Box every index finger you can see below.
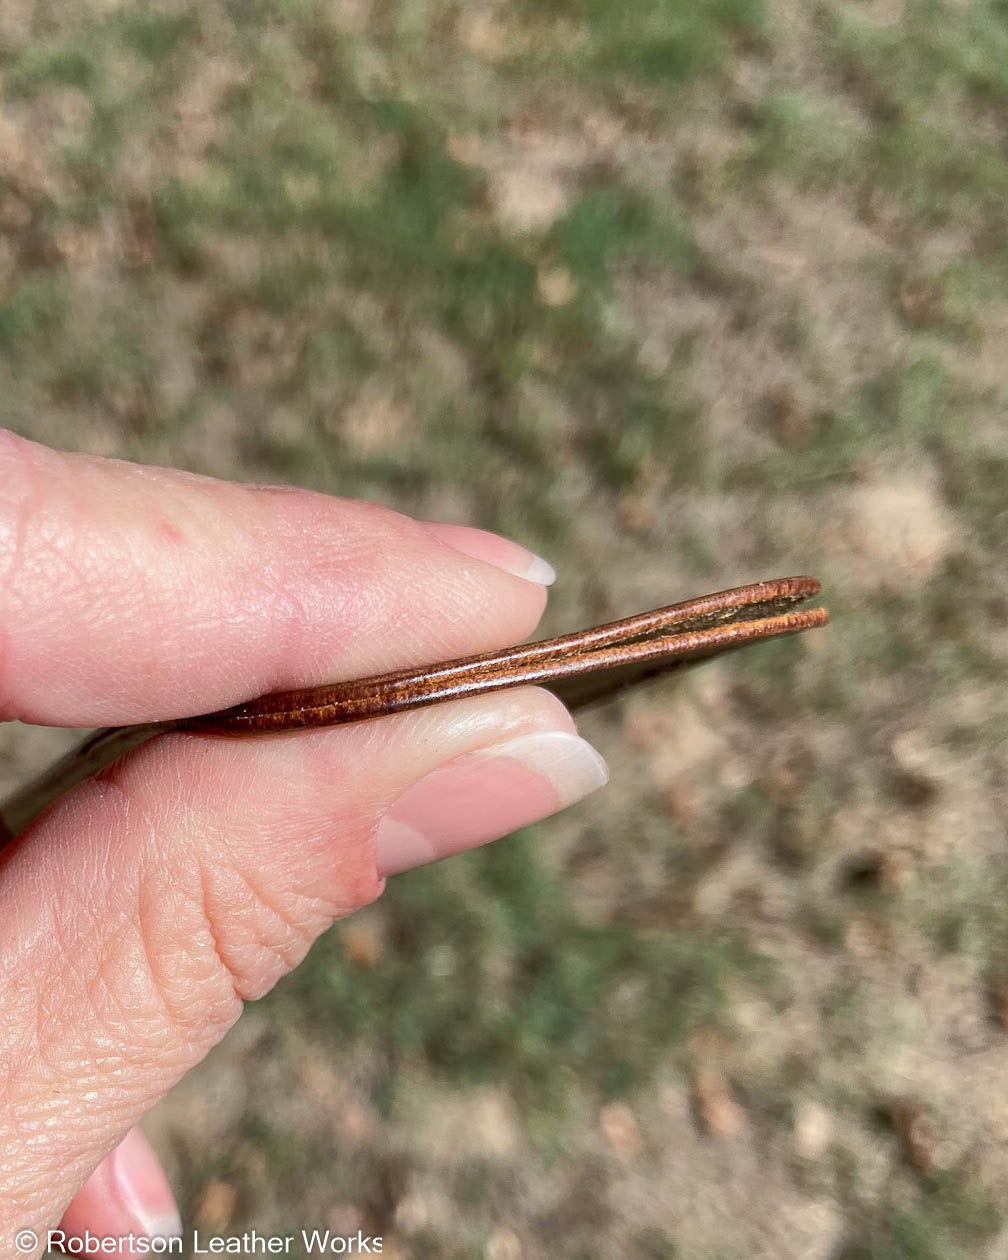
[0,431,552,726]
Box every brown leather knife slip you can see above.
[0,575,828,844]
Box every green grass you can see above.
[4,0,1008,1251]
[745,90,866,185]
[517,0,767,82]
[836,1171,1001,1260]
[280,826,756,1109]
[819,4,1008,226]
[0,274,68,360]
[550,186,699,285]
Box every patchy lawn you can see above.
[2,1,1008,1255]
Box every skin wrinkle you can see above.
[129,788,244,1015]
[249,561,368,694]
[233,853,330,948]
[133,868,189,1042]
[188,796,381,997]
[3,791,144,1048]
[197,858,288,1000]
[197,858,244,1007]
[147,885,239,1036]
[133,828,242,1037]
[209,861,324,999]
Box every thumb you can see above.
[0,691,606,1240]
[57,1129,181,1251]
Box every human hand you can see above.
[0,431,607,1249]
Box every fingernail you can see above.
[420,521,557,585]
[109,1128,183,1242]
[376,730,608,876]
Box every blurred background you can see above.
[2,1,1007,1256]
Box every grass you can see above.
[836,1170,1001,1260]
[517,0,767,83]
[282,828,755,1108]
[817,3,1008,227]
[2,0,1008,1253]
[745,90,867,185]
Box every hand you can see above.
[0,431,607,1250]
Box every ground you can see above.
[1,1,1008,1256]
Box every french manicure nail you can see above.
[420,521,557,585]
[109,1128,183,1242]
[376,730,608,876]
